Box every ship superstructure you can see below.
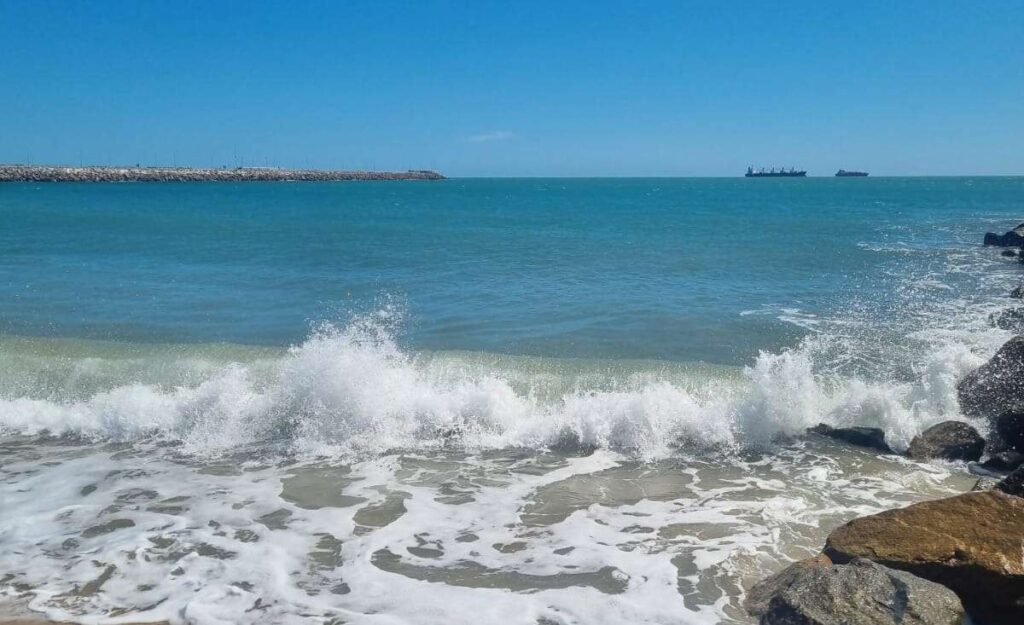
[745,166,807,177]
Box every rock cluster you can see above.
[984,223,1024,247]
[0,165,445,182]
[751,484,1024,625]
[823,490,1024,625]
[750,229,1024,624]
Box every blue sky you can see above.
[1,1,1021,176]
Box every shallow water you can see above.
[1,178,1022,623]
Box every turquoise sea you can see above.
[1,177,1021,624]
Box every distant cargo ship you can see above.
[745,166,807,177]
[835,169,868,177]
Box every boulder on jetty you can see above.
[906,421,984,461]
[808,424,891,453]
[823,490,1024,625]
[957,336,1024,418]
[984,223,1024,247]
[752,557,963,625]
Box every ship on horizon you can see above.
[745,166,807,177]
[835,169,869,177]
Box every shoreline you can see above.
[747,222,1024,625]
[0,165,444,183]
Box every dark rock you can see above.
[990,308,1024,331]
[746,553,832,617]
[906,421,984,461]
[823,490,1024,625]
[957,336,1024,418]
[983,224,1024,247]
[981,450,1024,472]
[807,424,891,452]
[1002,249,1019,257]
[1012,286,1024,299]
[994,408,1024,451]
[757,558,962,625]
[996,465,1024,497]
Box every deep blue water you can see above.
[1,177,1022,364]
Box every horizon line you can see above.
[2,163,1021,179]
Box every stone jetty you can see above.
[0,165,444,183]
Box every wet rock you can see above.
[82,518,135,538]
[823,490,1024,625]
[1011,286,1024,299]
[990,308,1024,331]
[756,558,962,625]
[984,224,1024,247]
[996,465,1024,497]
[981,450,1024,472]
[746,553,832,617]
[958,336,1024,418]
[906,421,984,461]
[808,424,891,452]
[1002,249,1019,257]
[994,408,1024,451]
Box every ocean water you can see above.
[0,177,1021,624]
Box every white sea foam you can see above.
[0,304,1004,459]
[0,439,976,625]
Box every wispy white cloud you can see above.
[466,130,515,143]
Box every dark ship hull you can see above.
[835,170,868,177]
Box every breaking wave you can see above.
[0,307,998,459]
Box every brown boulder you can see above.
[823,490,1024,625]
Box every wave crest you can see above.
[0,314,993,458]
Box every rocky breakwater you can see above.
[747,232,1024,624]
[0,165,445,182]
[748,462,1024,624]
